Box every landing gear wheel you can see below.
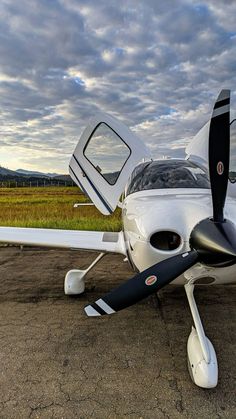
[187,356,194,383]
[64,270,85,295]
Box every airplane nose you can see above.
[134,205,192,246]
[123,190,236,272]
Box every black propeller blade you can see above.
[84,251,198,316]
[209,89,230,222]
[190,89,236,267]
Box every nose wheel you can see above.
[64,253,105,295]
[185,282,218,388]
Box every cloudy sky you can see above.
[0,0,236,173]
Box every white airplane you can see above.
[0,90,236,389]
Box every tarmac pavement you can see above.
[0,247,235,418]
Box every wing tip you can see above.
[216,89,230,103]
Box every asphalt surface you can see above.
[0,247,235,419]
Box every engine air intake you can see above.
[150,231,181,251]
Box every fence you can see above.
[0,180,75,188]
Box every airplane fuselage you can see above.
[122,160,236,285]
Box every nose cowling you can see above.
[190,218,236,267]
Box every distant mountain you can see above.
[0,166,121,184]
[16,169,60,178]
[0,166,73,185]
[0,165,124,185]
[0,167,22,177]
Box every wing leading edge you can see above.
[0,227,126,254]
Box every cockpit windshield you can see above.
[126,159,210,196]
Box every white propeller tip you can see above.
[84,305,101,316]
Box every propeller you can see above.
[190,90,236,267]
[208,89,230,222]
[84,251,198,316]
[85,89,236,317]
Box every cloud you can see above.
[0,0,235,172]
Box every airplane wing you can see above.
[0,227,126,254]
[185,121,209,169]
[186,118,236,199]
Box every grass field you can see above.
[0,187,122,231]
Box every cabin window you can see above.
[126,160,210,195]
[84,123,131,185]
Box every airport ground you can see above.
[0,247,235,418]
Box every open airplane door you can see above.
[186,97,236,198]
[69,112,151,214]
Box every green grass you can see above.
[0,187,122,231]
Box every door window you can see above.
[84,122,131,185]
